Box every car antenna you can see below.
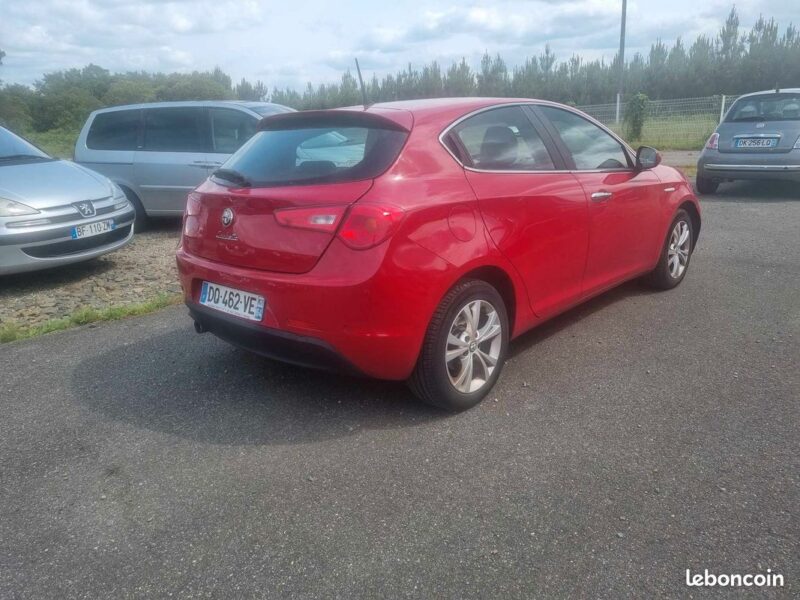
[355,58,369,108]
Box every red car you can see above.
[176,98,700,411]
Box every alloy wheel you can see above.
[445,300,503,393]
[667,220,691,278]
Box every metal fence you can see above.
[577,95,741,149]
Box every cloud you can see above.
[0,0,266,82]
[0,0,795,90]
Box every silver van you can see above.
[74,101,293,228]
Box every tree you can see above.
[444,59,475,96]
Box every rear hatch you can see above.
[718,92,800,154]
[183,110,409,273]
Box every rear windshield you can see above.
[726,93,800,122]
[214,121,408,187]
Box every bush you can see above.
[624,93,649,141]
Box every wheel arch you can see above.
[678,199,701,244]
[456,265,517,335]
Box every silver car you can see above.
[697,88,800,193]
[74,101,293,228]
[0,126,135,275]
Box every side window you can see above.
[86,110,140,150]
[143,108,207,152]
[452,106,555,171]
[538,106,630,170]
[210,109,257,154]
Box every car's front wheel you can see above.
[696,175,719,194]
[409,279,509,411]
[644,209,694,290]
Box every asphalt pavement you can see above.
[1,180,798,599]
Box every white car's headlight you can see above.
[109,183,130,210]
[110,182,126,199]
[0,197,39,217]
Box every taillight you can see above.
[185,192,202,216]
[705,132,719,150]
[183,192,202,237]
[338,204,405,250]
[274,205,348,232]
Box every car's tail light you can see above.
[185,192,202,216]
[338,204,405,250]
[274,205,348,232]
[183,192,202,237]
[705,132,719,150]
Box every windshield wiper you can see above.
[0,154,49,161]
[212,168,251,187]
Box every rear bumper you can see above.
[176,240,439,381]
[188,302,365,376]
[698,151,800,182]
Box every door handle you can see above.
[591,191,613,201]
[192,161,223,168]
[663,187,676,192]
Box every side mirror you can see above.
[635,146,661,170]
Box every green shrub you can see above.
[624,93,649,141]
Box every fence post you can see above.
[615,93,621,124]
[719,94,726,123]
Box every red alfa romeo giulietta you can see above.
[176,98,700,410]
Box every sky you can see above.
[0,0,795,89]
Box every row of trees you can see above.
[269,10,799,109]
[0,7,798,136]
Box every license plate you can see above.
[736,138,776,148]
[199,281,265,322]
[71,219,115,239]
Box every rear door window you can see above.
[216,117,407,187]
[538,106,630,170]
[87,109,140,150]
[210,108,257,154]
[143,107,208,152]
[452,106,555,171]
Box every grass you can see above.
[0,292,182,344]
[24,128,79,159]
[612,115,716,151]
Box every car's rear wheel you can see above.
[644,209,694,290]
[409,279,509,411]
[696,175,719,194]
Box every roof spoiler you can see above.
[257,110,410,133]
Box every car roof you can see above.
[90,100,291,114]
[734,88,800,100]
[336,97,544,128]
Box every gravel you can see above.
[0,221,182,328]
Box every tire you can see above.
[409,279,509,411]
[695,175,718,194]
[122,187,148,233]
[643,209,694,290]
